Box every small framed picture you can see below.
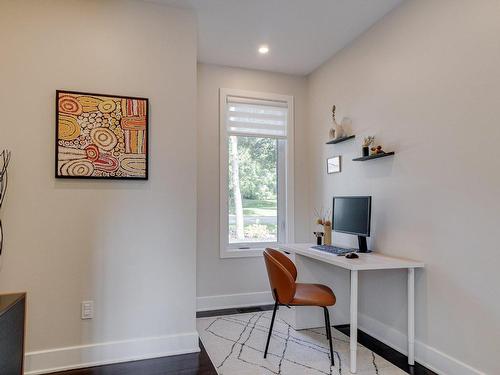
[327,156,341,174]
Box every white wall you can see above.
[196,63,308,310]
[307,0,500,374]
[0,1,198,373]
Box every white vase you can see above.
[334,123,344,139]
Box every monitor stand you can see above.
[358,236,371,253]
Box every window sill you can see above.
[220,248,266,259]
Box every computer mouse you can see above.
[345,252,359,259]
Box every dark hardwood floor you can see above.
[49,340,216,375]
[51,305,436,375]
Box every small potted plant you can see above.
[362,136,375,157]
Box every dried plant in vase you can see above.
[0,150,12,256]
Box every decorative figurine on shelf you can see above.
[328,128,335,141]
[362,136,375,157]
[329,105,337,140]
[0,150,12,256]
[330,105,347,140]
[371,145,385,155]
[329,127,336,140]
[314,208,332,245]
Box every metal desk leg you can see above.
[408,268,415,365]
[350,270,358,373]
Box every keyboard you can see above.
[311,245,353,256]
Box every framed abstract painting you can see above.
[56,90,149,179]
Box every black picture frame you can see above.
[55,90,149,180]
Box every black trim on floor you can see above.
[335,324,437,375]
[196,304,275,318]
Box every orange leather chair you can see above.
[263,248,336,366]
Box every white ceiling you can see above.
[156,0,404,76]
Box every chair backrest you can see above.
[263,248,297,304]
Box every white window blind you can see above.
[226,95,288,138]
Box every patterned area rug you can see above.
[197,308,407,375]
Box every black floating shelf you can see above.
[326,135,355,145]
[352,152,395,161]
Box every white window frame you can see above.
[219,88,294,258]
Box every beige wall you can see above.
[307,0,500,373]
[196,64,309,306]
[0,0,198,372]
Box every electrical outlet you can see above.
[81,301,93,320]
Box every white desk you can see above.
[279,243,424,374]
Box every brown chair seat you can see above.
[291,283,336,307]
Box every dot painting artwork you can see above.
[56,91,148,179]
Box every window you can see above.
[220,89,294,258]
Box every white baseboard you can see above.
[197,291,273,312]
[24,332,200,375]
[358,312,485,375]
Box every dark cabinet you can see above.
[0,293,26,375]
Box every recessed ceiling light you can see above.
[258,45,269,54]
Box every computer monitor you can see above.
[332,196,371,252]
